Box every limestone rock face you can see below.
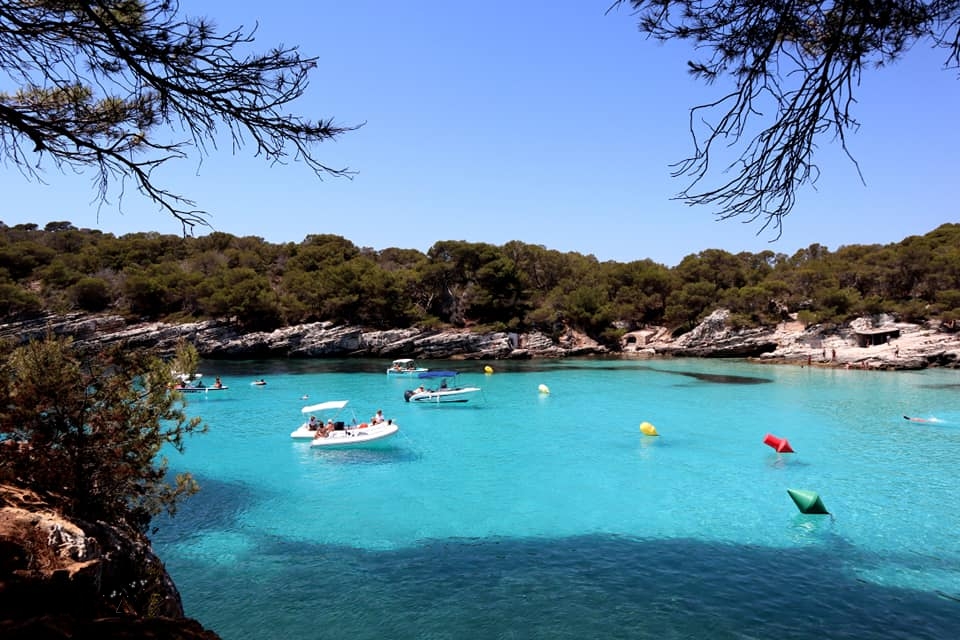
[646,310,779,358]
[0,484,220,639]
[0,313,607,359]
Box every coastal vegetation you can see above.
[3,221,959,348]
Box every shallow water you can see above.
[153,358,960,639]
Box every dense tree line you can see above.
[2,221,959,346]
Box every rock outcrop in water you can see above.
[0,483,220,639]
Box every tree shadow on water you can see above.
[151,475,261,544]
[191,533,960,640]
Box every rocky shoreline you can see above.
[627,310,960,371]
[2,310,959,370]
[0,312,602,360]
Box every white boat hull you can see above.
[291,424,321,439]
[406,387,481,403]
[309,422,399,447]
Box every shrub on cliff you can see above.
[0,335,205,533]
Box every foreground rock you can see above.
[0,483,220,639]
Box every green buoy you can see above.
[787,488,829,515]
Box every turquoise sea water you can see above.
[152,358,960,639]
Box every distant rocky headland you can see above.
[2,310,958,370]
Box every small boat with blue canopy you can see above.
[404,371,481,404]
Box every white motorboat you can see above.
[404,371,481,404]
[386,358,429,376]
[291,400,400,447]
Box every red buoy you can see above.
[763,432,795,453]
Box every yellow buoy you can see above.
[484,365,494,374]
[640,421,659,436]
[538,383,550,394]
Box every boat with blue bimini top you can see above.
[291,400,399,447]
[386,358,429,376]
[404,371,482,404]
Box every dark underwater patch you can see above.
[642,366,773,384]
[180,533,960,640]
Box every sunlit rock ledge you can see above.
[2,311,958,369]
[0,483,220,639]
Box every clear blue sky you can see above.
[2,1,957,267]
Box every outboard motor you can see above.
[403,390,415,402]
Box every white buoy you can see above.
[538,384,550,394]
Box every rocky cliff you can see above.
[0,483,220,639]
[0,313,607,360]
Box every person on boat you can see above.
[308,416,319,431]
[440,379,448,389]
[416,385,426,394]
[371,409,385,424]
[313,419,332,438]
[317,419,335,438]
[214,376,223,389]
